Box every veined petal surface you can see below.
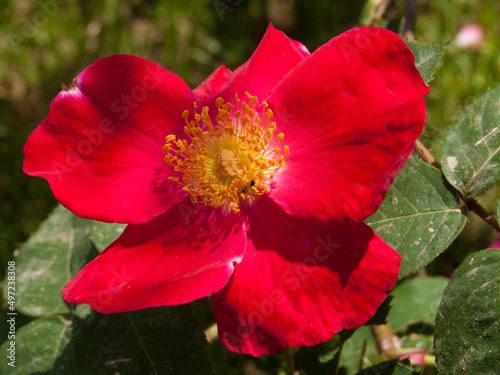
[267,27,429,221]
[62,200,247,313]
[213,197,400,356]
[24,55,194,223]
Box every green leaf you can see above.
[339,326,379,374]
[1,306,213,374]
[9,205,94,316]
[90,221,126,252]
[434,249,500,374]
[441,85,500,197]
[0,316,72,375]
[366,158,467,278]
[389,277,448,331]
[71,305,213,374]
[406,41,448,84]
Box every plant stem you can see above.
[371,322,401,355]
[414,139,441,168]
[359,0,392,26]
[414,140,500,234]
[403,0,417,40]
[464,196,500,233]
[334,341,344,375]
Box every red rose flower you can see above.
[24,25,429,356]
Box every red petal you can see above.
[213,197,400,356]
[267,27,429,221]
[270,99,426,221]
[24,55,194,223]
[193,24,309,107]
[192,65,232,105]
[62,200,246,313]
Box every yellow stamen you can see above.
[163,93,288,213]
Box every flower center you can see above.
[216,148,243,178]
[163,92,289,213]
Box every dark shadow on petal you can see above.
[116,198,245,253]
[150,167,188,210]
[242,195,372,289]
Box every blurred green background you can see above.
[0,0,499,371]
[2,0,499,270]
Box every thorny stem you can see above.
[371,323,400,355]
[464,196,500,233]
[371,323,437,367]
[414,139,440,168]
[414,140,500,234]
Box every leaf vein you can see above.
[367,209,462,225]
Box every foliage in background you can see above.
[1,0,500,374]
[0,0,367,275]
[2,0,499,277]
